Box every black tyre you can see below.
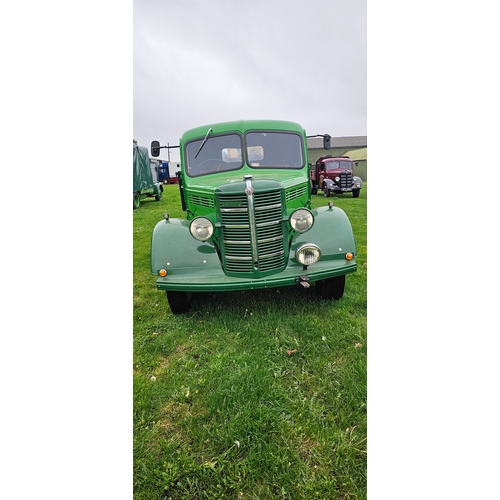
[324,188,331,198]
[311,185,318,195]
[155,186,164,202]
[315,275,345,300]
[133,192,140,209]
[352,189,360,198]
[166,290,192,314]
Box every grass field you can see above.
[133,184,367,499]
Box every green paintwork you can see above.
[133,144,162,206]
[184,171,310,223]
[181,119,306,144]
[150,119,357,293]
[151,204,356,292]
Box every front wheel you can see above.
[323,188,331,198]
[352,189,360,198]
[315,275,345,300]
[155,185,164,202]
[166,290,192,314]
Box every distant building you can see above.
[307,136,367,181]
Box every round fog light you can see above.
[295,243,321,266]
[159,269,167,277]
[345,252,353,261]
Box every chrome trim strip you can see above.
[255,203,281,211]
[244,175,259,266]
[258,236,283,244]
[259,251,285,259]
[220,207,248,212]
[256,220,281,228]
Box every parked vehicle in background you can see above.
[149,120,357,314]
[157,161,180,184]
[133,144,163,209]
[310,155,363,198]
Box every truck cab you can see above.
[157,161,170,184]
[150,120,357,314]
[310,155,362,198]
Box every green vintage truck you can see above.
[150,120,357,314]
[133,144,163,209]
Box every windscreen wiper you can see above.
[194,127,213,158]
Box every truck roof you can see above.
[182,119,305,143]
[317,155,351,162]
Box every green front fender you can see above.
[150,219,221,276]
[291,205,357,258]
[153,183,163,196]
[150,206,357,291]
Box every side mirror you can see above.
[323,134,331,150]
[151,140,161,157]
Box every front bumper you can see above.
[330,186,355,193]
[151,204,358,293]
[155,258,357,292]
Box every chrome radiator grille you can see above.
[339,171,353,188]
[219,189,285,274]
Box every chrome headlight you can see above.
[290,208,314,233]
[335,176,340,182]
[295,243,321,266]
[189,217,214,241]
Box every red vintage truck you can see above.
[310,155,363,198]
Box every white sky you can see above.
[133,0,367,162]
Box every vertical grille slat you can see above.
[219,188,286,275]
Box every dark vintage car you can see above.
[310,155,363,198]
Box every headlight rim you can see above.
[189,216,214,242]
[290,208,314,233]
[295,243,322,266]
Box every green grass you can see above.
[133,184,367,499]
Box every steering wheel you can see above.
[197,159,223,173]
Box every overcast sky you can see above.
[133,0,366,162]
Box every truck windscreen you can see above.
[185,130,304,176]
[186,133,243,177]
[246,131,304,168]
